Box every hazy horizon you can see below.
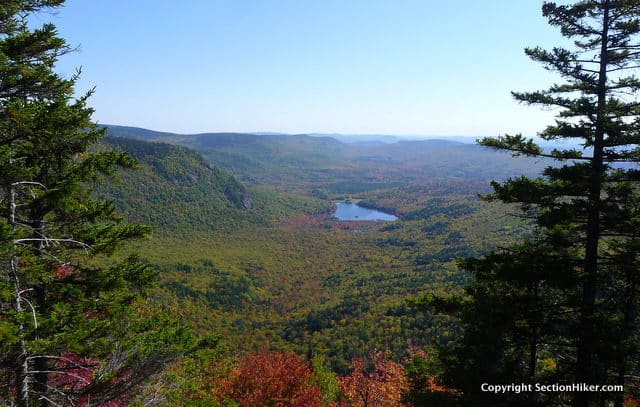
[55,1,565,137]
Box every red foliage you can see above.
[49,353,130,406]
[53,263,76,279]
[278,214,324,232]
[218,350,323,406]
[338,350,409,406]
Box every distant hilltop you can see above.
[101,124,481,144]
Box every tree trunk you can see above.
[33,219,49,403]
[574,2,609,406]
[528,283,539,407]
[615,264,637,407]
[9,183,30,407]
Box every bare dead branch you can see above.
[11,181,47,189]
[26,370,90,385]
[14,238,91,252]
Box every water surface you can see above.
[333,202,398,221]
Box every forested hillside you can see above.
[96,136,329,233]
[94,134,531,378]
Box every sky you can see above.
[43,1,569,137]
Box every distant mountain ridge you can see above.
[103,124,476,144]
[104,125,552,194]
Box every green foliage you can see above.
[403,350,458,407]
[425,2,640,405]
[0,2,197,405]
[311,355,340,406]
[478,134,543,157]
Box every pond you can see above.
[333,202,398,221]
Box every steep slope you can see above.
[96,136,329,233]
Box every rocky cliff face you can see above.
[241,194,253,210]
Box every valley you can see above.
[99,126,535,373]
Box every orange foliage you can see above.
[217,350,323,406]
[424,375,448,393]
[625,394,640,407]
[338,350,409,406]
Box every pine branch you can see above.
[479,135,542,157]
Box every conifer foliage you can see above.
[0,1,194,405]
[424,1,640,406]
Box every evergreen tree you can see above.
[0,2,196,405]
[422,1,640,406]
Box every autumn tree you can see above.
[0,1,195,405]
[422,1,640,406]
[217,350,323,407]
[337,350,409,407]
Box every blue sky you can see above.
[47,1,567,136]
